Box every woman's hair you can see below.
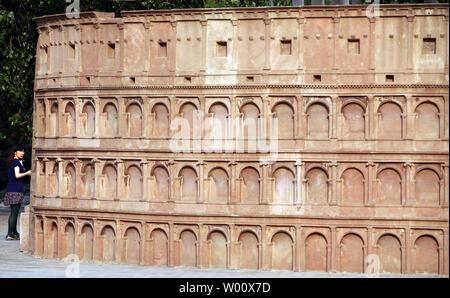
[6,144,25,167]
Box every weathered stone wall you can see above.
[27,4,449,275]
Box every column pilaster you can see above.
[329,161,338,205]
[92,158,101,200]
[56,158,64,198]
[295,161,303,205]
[140,159,149,202]
[166,159,176,202]
[264,18,271,71]
[73,158,82,198]
[365,161,377,206]
[442,163,449,207]
[403,162,415,206]
[260,162,271,204]
[115,159,124,200]
[196,160,205,203]
[228,161,237,204]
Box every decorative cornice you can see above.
[33,12,115,26]
[35,83,449,93]
[32,4,448,28]
[120,4,449,18]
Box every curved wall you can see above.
[26,4,449,275]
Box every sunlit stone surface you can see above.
[24,4,449,275]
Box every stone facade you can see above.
[25,4,449,275]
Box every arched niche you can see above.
[36,100,46,136]
[63,102,76,136]
[37,160,46,196]
[209,102,229,139]
[208,231,228,268]
[35,217,45,257]
[125,165,143,199]
[307,103,329,139]
[414,235,439,275]
[273,167,295,204]
[342,103,365,139]
[271,232,293,271]
[240,167,260,204]
[81,102,96,137]
[305,233,328,272]
[152,103,170,136]
[79,224,94,261]
[378,102,402,139]
[102,103,118,137]
[179,230,197,267]
[101,164,117,198]
[272,102,294,139]
[100,225,116,263]
[415,102,440,139]
[376,168,402,205]
[305,167,328,204]
[180,102,198,139]
[81,163,95,197]
[48,222,59,259]
[208,168,229,203]
[341,168,364,205]
[49,161,59,196]
[238,231,259,269]
[50,102,59,137]
[150,229,168,266]
[340,233,364,273]
[126,103,143,137]
[64,222,75,258]
[415,168,440,206]
[179,166,198,201]
[152,166,170,201]
[124,227,141,265]
[240,103,260,139]
[378,234,402,274]
[65,163,76,197]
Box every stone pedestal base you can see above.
[20,205,31,252]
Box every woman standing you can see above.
[4,144,31,240]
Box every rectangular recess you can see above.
[347,39,360,55]
[69,44,75,59]
[42,47,48,63]
[280,40,292,55]
[158,42,167,57]
[216,41,227,57]
[422,38,436,54]
[107,43,115,59]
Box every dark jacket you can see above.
[6,159,25,193]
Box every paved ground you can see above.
[0,199,443,278]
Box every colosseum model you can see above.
[22,3,448,275]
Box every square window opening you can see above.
[69,44,75,59]
[216,41,227,57]
[158,42,168,57]
[385,75,394,82]
[347,39,360,55]
[422,38,436,54]
[107,43,115,59]
[280,40,292,55]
